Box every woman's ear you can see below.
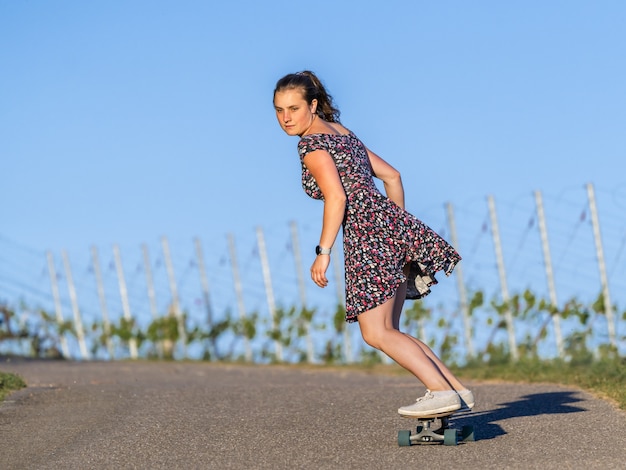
[310,99,318,114]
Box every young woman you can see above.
[273,71,474,417]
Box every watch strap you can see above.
[315,245,331,255]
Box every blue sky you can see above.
[1,1,625,358]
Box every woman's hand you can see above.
[310,254,331,288]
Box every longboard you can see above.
[398,411,475,446]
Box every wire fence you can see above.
[1,182,625,364]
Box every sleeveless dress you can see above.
[298,131,461,323]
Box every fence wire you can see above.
[1,183,624,363]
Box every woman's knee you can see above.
[360,324,399,351]
[359,323,385,350]
[360,329,381,350]
[357,300,396,349]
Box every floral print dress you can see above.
[298,131,461,323]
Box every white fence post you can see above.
[290,220,314,363]
[534,191,564,358]
[161,237,187,358]
[113,245,138,359]
[487,195,518,361]
[194,237,217,360]
[331,246,353,363]
[46,252,70,358]
[586,183,616,349]
[141,245,160,322]
[61,250,90,360]
[227,233,252,362]
[256,226,283,362]
[90,246,115,359]
[142,244,163,359]
[446,202,475,359]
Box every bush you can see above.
[0,370,27,401]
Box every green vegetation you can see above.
[2,288,624,365]
[1,288,625,409]
[0,370,26,401]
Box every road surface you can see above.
[1,358,625,469]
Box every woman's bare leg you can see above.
[378,276,468,392]
[403,335,467,391]
[358,294,453,391]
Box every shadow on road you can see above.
[453,391,587,441]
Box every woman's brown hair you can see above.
[274,71,341,123]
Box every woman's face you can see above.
[273,88,317,136]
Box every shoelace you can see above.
[414,390,434,402]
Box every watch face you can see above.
[315,245,330,255]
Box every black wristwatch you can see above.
[315,245,331,256]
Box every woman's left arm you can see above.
[366,147,405,210]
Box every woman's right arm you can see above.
[302,149,347,288]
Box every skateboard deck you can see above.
[398,411,475,446]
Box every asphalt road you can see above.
[1,358,625,470]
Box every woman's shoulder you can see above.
[298,122,357,154]
[297,133,328,157]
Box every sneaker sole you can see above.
[397,403,461,418]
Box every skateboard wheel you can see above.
[398,430,412,447]
[443,428,458,446]
[461,425,475,442]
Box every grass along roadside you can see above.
[309,356,626,412]
[451,357,626,411]
[0,370,26,401]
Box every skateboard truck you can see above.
[398,413,475,446]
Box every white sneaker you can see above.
[398,390,461,417]
[458,389,475,410]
